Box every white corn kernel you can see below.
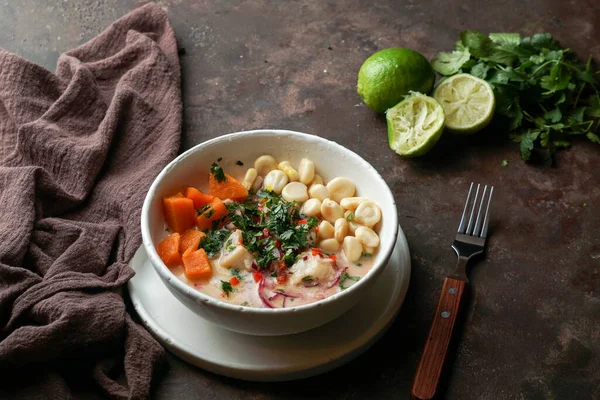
[362,245,376,255]
[326,177,356,203]
[353,201,382,228]
[278,161,299,182]
[317,220,334,239]
[343,236,363,263]
[298,158,315,185]
[308,184,329,201]
[263,170,288,194]
[319,238,340,253]
[282,182,309,203]
[340,197,366,211]
[301,198,322,217]
[251,175,263,192]
[241,168,258,190]
[321,198,344,224]
[309,174,324,188]
[348,220,361,235]
[355,226,380,248]
[254,155,277,176]
[334,218,349,242]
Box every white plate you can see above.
[127,227,411,382]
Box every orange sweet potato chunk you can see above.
[182,247,212,280]
[196,197,228,231]
[163,195,196,234]
[179,229,206,253]
[209,173,248,202]
[157,233,182,268]
[185,187,214,209]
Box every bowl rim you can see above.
[141,129,399,315]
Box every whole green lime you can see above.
[357,48,435,113]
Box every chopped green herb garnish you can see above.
[355,263,363,266]
[583,203,588,207]
[196,204,211,215]
[217,157,223,162]
[241,301,249,306]
[276,289,284,293]
[236,160,244,166]
[301,275,313,282]
[204,208,215,218]
[200,229,230,257]
[225,189,318,270]
[221,280,234,297]
[231,268,245,280]
[227,245,236,252]
[165,227,171,232]
[501,159,509,167]
[339,271,360,290]
[346,212,355,221]
[210,162,227,183]
[360,252,372,258]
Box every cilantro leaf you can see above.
[200,229,230,256]
[220,281,234,297]
[460,30,493,58]
[529,33,560,51]
[544,108,562,123]
[470,63,490,79]
[489,33,521,47]
[501,159,509,167]
[431,49,471,76]
[520,130,539,161]
[540,64,571,92]
[339,270,360,290]
[210,162,227,183]
[587,132,600,144]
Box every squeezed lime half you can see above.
[433,73,495,134]
[386,92,445,157]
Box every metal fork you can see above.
[411,183,494,400]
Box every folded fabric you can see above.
[0,3,181,399]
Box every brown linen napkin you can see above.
[0,3,181,399]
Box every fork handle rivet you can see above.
[449,288,457,295]
[441,311,451,318]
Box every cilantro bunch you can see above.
[432,30,600,164]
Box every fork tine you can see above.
[457,182,474,233]
[466,184,481,235]
[473,185,488,236]
[480,186,494,237]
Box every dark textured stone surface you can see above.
[2,1,599,399]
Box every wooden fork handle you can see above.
[411,277,467,400]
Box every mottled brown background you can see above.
[1,1,599,399]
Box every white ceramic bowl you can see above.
[141,129,398,336]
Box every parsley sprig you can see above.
[433,31,600,165]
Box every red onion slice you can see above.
[258,278,274,308]
[326,267,347,289]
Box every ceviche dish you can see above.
[156,155,383,309]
